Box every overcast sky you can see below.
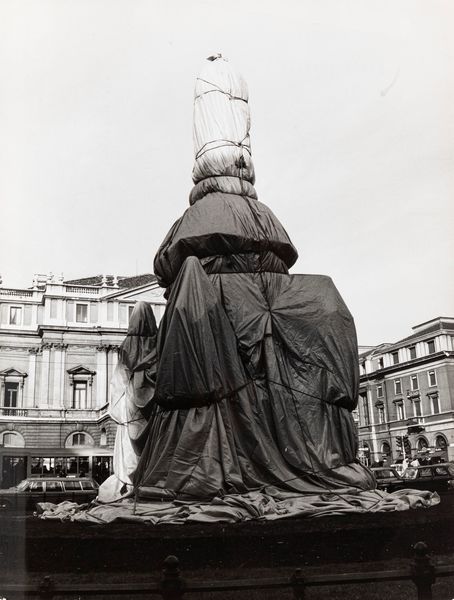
[1,0,453,345]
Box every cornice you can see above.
[360,351,453,383]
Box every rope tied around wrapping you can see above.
[194,77,249,103]
[195,132,251,160]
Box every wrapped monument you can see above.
[135,55,374,500]
[44,56,437,523]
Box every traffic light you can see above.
[396,435,403,450]
[403,435,411,456]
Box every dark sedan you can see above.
[0,477,99,513]
[371,467,406,492]
[402,463,454,493]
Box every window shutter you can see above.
[66,301,74,322]
[90,303,98,323]
[23,305,32,325]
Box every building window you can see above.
[9,306,22,325]
[100,428,107,446]
[128,305,135,322]
[410,374,419,391]
[376,385,383,399]
[430,394,440,415]
[378,357,384,369]
[72,433,86,446]
[435,435,447,452]
[413,398,422,417]
[377,405,385,424]
[417,437,428,452]
[428,370,437,387]
[394,379,402,395]
[75,303,88,323]
[396,401,404,420]
[0,431,25,447]
[409,346,417,360]
[3,382,19,410]
[65,431,94,448]
[381,441,391,457]
[427,340,435,354]
[72,381,87,409]
[391,351,399,365]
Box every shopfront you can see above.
[0,447,113,488]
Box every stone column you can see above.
[52,345,62,407]
[96,345,109,408]
[109,345,120,403]
[40,343,52,407]
[26,348,39,408]
[19,378,25,411]
[52,343,67,408]
[60,344,67,407]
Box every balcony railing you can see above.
[0,406,108,420]
[0,288,34,298]
[65,286,100,295]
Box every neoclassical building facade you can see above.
[0,273,165,488]
[357,317,454,465]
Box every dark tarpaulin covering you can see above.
[153,177,298,289]
[60,57,438,522]
[133,177,375,500]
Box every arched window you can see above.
[417,437,429,452]
[0,430,25,447]
[65,431,94,448]
[73,433,86,446]
[435,435,447,451]
[381,442,391,456]
[435,435,448,460]
[100,428,107,446]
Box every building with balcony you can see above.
[357,317,454,466]
[0,273,165,488]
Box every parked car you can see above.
[401,463,454,493]
[0,477,99,512]
[371,467,406,492]
[390,463,406,475]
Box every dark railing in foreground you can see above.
[1,542,453,599]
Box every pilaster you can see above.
[53,343,67,408]
[40,343,52,407]
[109,345,120,403]
[26,347,39,408]
[96,345,109,408]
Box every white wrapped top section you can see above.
[192,55,255,185]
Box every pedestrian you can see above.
[402,457,409,472]
[410,456,420,468]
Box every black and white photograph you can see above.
[0,1,453,598]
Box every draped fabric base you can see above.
[37,488,440,524]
